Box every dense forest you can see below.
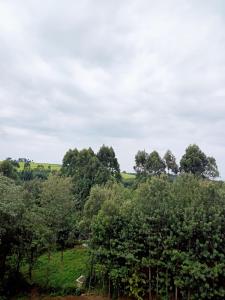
[0,144,225,300]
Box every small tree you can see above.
[40,175,75,264]
[204,156,219,179]
[164,150,178,175]
[0,160,18,180]
[134,150,148,175]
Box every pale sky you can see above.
[0,0,225,176]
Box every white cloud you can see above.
[0,0,225,177]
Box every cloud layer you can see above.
[0,0,225,176]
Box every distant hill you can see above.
[1,160,136,180]
[17,162,61,171]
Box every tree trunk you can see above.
[29,249,34,281]
[156,267,159,296]
[108,276,111,300]
[149,267,152,300]
[187,289,190,300]
[166,269,168,300]
[16,251,22,273]
[61,248,64,263]
[0,252,7,282]
[88,255,94,293]
[175,286,178,300]
[46,249,51,285]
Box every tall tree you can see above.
[97,145,121,181]
[61,148,111,209]
[0,175,26,288]
[134,150,148,175]
[164,150,178,175]
[204,156,219,179]
[40,175,75,262]
[146,151,166,176]
[180,144,219,178]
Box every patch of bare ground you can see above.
[29,292,109,300]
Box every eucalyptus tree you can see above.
[164,150,178,175]
[97,145,121,181]
[146,151,166,176]
[180,144,219,178]
[61,148,111,209]
[134,150,148,175]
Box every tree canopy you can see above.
[97,145,121,181]
[180,144,219,178]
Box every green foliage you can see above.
[204,156,219,179]
[40,175,76,254]
[134,150,165,177]
[0,145,223,299]
[0,159,19,179]
[0,175,46,296]
[180,144,219,178]
[134,150,148,175]
[97,145,121,182]
[61,148,111,209]
[147,151,166,176]
[164,150,178,174]
[89,176,225,300]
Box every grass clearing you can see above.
[121,172,136,180]
[22,248,89,291]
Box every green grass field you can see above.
[17,162,61,171]
[17,162,136,179]
[22,248,88,291]
[1,159,136,180]
[121,172,136,180]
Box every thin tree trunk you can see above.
[61,248,64,263]
[0,252,7,282]
[88,255,94,293]
[175,286,178,300]
[166,269,168,300]
[108,276,111,300]
[16,251,22,273]
[46,249,51,285]
[187,289,190,300]
[29,249,34,281]
[156,267,159,296]
[149,266,152,300]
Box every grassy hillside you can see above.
[1,160,136,180]
[15,162,136,179]
[18,162,61,171]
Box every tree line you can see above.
[87,175,225,299]
[134,144,219,179]
[0,143,223,299]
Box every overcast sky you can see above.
[0,0,225,176]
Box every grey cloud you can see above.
[0,0,225,177]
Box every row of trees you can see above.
[134,144,219,179]
[61,145,121,209]
[0,143,222,298]
[0,174,76,296]
[88,176,225,300]
[0,145,121,296]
